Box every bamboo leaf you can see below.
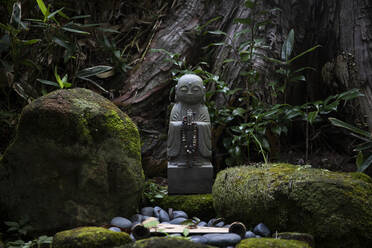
[208,30,227,36]
[76,65,112,78]
[329,117,371,139]
[47,8,64,19]
[183,227,190,237]
[61,27,90,35]
[288,44,321,64]
[36,0,48,17]
[357,154,372,172]
[37,79,59,87]
[356,151,364,168]
[282,29,294,61]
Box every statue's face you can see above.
[176,74,205,104]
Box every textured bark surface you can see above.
[112,0,372,176]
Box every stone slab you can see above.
[168,164,213,194]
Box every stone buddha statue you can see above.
[167,74,212,167]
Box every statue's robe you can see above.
[167,102,212,166]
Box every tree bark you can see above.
[112,0,372,176]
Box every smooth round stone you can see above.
[169,217,187,224]
[214,221,225,227]
[172,210,188,219]
[203,233,241,246]
[190,235,208,244]
[197,221,207,227]
[153,206,162,217]
[253,223,271,237]
[256,235,262,238]
[141,207,154,217]
[108,227,121,232]
[110,217,132,229]
[223,224,231,228]
[130,214,144,223]
[207,218,216,227]
[245,231,256,239]
[158,209,170,222]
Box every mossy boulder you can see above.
[274,233,314,247]
[121,237,213,248]
[0,88,144,233]
[53,226,132,248]
[237,238,310,248]
[213,164,372,248]
[155,194,215,220]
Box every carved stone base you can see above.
[167,163,213,194]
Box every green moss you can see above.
[53,227,132,248]
[104,110,141,161]
[213,163,372,248]
[122,237,213,248]
[237,238,310,248]
[155,194,215,220]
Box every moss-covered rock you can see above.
[121,237,213,248]
[155,194,215,220]
[237,238,310,248]
[53,226,132,248]
[213,164,372,248]
[0,88,144,233]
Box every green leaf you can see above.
[232,107,246,117]
[61,27,90,35]
[223,59,235,64]
[356,151,364,168]
[234,18,252,25]
[183,227,190,237]
[307,111,318,124]
[54,67,64,88]
[208,30,227,36]
[36,0,48,17]
[76,65,113,78]
[357,154,372,172]
[4,221,19,227]
[70,15,91,20]
[245,0,256,9]
[336,88,364,101]
[329,117,371,139]
[281,29,294,61]
[37,79,59,87]
[20,39,41,45]
[143,219,159,228]
[288,44,321,64]
[52,37,71,49]
[47,7,64,19]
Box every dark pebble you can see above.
[197,221,207,227]
[130,214,144,223]
[172,210,188,219]
[108,227,121,232]
[141,207,154,217]
[244,231,256,239]
[203,233,241,246]
[169,217,187,224]
[110,217,132,229]
[190,235,208,244]
[253,223,271,237]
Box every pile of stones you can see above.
[107,206,272,247]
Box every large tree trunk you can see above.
[112,0,372,176]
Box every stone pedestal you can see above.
[167,164,213,194]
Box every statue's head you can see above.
[175,74,205,104]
